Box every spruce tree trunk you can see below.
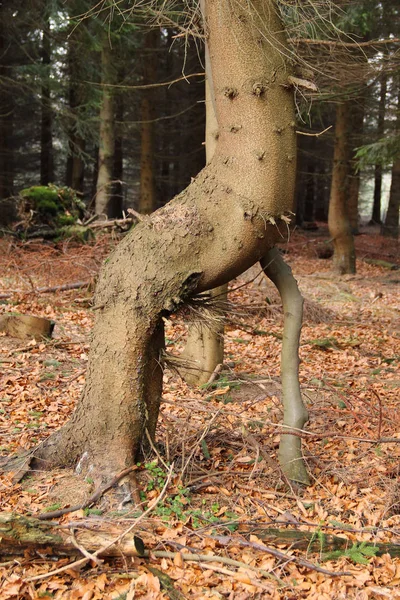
[181,81,227,386]
[31,0,299,486]
[381,88,400,238]
[371,73,387,224]
[328,102,356,274]
[65,44,85,192]
[347,97,365,234]
[382,157,400,239]
[95,38,115,217]
[40,17,54,186]
[109,73,124,217]
[139,30,158,215]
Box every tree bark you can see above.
[181,81,227,387]
[0,6,14,200]
[382,157,400,238]
[347,97,365,233]
[371,73,387,224]
[139,30,158,215]
[65,30,86,193]
[29,0,298,486]
[95,37,115,218]
[328,102,356,274]
[261,248,309,484]
[381,87,400,239]
[40,16,54,186]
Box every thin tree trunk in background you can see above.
[347,97,365,233]
[381,86,400,238]
[181,81,226,387]
[303,163,315,223]
[109,76,124,217]
[95,37,115,217]
[139,30,158,214]
[40,17,54,186]
[0,4,14,200]
[65,37,85,192]
[328,102,356,274]
[382,157,400,238]
[371,73,387,224]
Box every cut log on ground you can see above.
[0,512,145,558]
[0,314,54,339]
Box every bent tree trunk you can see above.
[328,102,356,274]
[31,0,301,485]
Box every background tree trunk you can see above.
[382,157,400,238]
[95,37,115,217]
[40,16,54,186]
[181,81,227,387]
[371,72,387,224]
[381,86,400,238]
[328,102,356,274]
[139,30,158,214]
[347,96,365,233]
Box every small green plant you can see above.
[201,375,241,391]
[145,461,167,491]
[84,508,103,516]
[307,337,338,350]
[44,503,62,513]
[322,542,379,565]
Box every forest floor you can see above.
[0,224,399,599]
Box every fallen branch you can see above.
[0,314,54,339]
[88,217,135,229]
[0,511,145,559]
[0,281,91,300]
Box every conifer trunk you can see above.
[31,0,299,486]
[40,16,54,186]
[328,102,356,274]
[139,30,158,215]
[372,73,387,224]
[95,38,115,217]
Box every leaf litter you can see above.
[0,227,399,598]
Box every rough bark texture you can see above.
[261,248,309,484]
[95,38,115,217]
[32,0,298,485]
[328,102,356,274]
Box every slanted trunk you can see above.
[40,17,54,186]
[328,102,356,274]
[139,30,158,215]
[31,0,298,486]
[371,73,387,224]
[95,38,115,217]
